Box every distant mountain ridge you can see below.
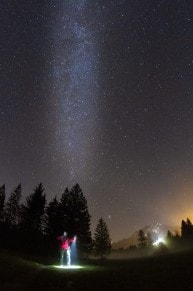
[112,223,180,250]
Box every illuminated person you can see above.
[57,231,75,266]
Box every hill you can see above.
[112,223,180,249]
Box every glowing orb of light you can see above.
[53,265,83,270]
[153,237,165,246]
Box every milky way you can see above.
[52,1,100,182]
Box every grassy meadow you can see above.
[0,249,193,290]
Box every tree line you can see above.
[166,218,193,249]
[134,218,193,253]
[0,183,111,259]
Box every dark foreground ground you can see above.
[0,249,193,291]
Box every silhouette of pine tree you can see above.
[57,184,92,255]
[181,218,193,245]
[0,184,5,223]
[93,217,111,259]
[70,184,92,255]
[5,184,22,229]
[44,196,61,238]
[0,184,6,247]
[138,229,147,248]
[20,183,46,235]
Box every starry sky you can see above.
[1,0,193,241]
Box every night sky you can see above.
[1,0,193,241]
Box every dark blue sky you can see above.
[1,0,193,241]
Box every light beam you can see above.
[53,265,83,270]
[153,237,165,246]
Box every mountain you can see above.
[112,223,180,250]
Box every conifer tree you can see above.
[5,184,22,229]
[93,217,111,259]
[44,196,61,238]
[44,185,92,255]
[167,230,173,240]
[0,185,6,246]
[137,229,147,248]
[166,230,175,247]
[181,218,193,243]
[58,187,72,234]
[0,184,5,222]
[69,184,92,255]
[20,183,46,236]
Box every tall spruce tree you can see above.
[45,196,61,238]
[0,185,6,246]
[181,218,193,243]
[70,184,92,255]
[181,219,187,239]
[5,184,22,229]
[166,230,177,248]
[138,229,147,248]
[0,184,5,222]
[45,185,92,255]
[93,217,111,259]
[20,183,46,236]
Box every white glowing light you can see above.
[53,265,83,269]
[153,237,165,246]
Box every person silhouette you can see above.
[57,231,76,266]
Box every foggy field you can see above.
[0,249,193,291]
